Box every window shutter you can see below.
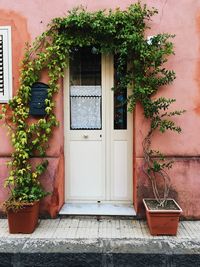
[0,35,4,97]
[0,27,12,103]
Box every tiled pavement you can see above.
[0,218,199,239]
[0,218,200,266]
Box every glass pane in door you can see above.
[114,55,127,130]
[70,47,102,130]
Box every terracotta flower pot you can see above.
[143,198,182,236]
[7,201,40,234]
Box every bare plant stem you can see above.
[142,129,170,207]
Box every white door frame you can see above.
[64,54,133,203]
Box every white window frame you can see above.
[0,26,12,103]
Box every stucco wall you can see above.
[0,0,199,218]
[134,0,200,218]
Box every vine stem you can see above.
[142,128,171,207]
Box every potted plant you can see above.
[0,94,51,233]
[142,97,185,235]
[0,20,59,233]
[3,159,49,234]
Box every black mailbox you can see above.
[29,82,48,116]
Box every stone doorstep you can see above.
[59,203,137,216]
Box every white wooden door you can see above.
[64,49,133,203]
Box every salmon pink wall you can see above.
[0,0,200,218]
[133,0,200,218]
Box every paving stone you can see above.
[0,219,200,266]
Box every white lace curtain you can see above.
[70,86,102,129]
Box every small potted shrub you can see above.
[130,33,186,236]
[0,87,52,233]
[3,160,49,234]
[142,98,185,235]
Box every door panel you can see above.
[113,141,128,199]
[66,47,105,201]
[69,141,104,199]
[110,56,133,201]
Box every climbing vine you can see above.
[1,2,184,209]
